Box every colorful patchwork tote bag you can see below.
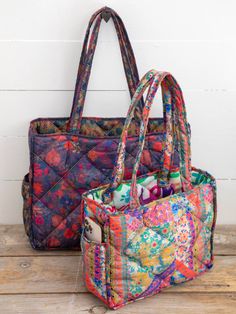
[81,70,217,309]
[22,7,182,250]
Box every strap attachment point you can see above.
[102,8,111,22]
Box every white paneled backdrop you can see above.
[0,0,236,224]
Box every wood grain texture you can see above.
[0,1,235,311]
[0,255,235,294]
[214,225,236,256]
[0,224,236,294]
[0,256,83,294]
[0,225,235,313]
[1,225,235,257]
[0,293,236,314]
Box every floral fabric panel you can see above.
[87,169,212,210]
[22,6,188,251]
[23,65,190,251]
[23,124,180,249]
[82,169,216,309]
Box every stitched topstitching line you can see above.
[32,140,106,239]
[33,139,104,200]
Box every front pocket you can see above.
[22,173,32,236]
[81,234,108,304]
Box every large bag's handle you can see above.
[102,70,192,207]
[76,7,140,95]
[67,7,144,132]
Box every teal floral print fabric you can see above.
[81,70,217,309]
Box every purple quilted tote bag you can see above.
[22,7,182,250]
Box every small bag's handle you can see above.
[67,7,144,132]
[129,74,192,208]
[102,70,174,202]
[102,70,192,207]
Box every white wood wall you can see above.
[0,0,235,224]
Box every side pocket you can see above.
[81,234,108,304]
[21,173,32,236]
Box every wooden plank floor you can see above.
[0,225,235,313]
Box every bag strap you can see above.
[67,7,144,132]
[102,70,174,202]
[77,7,141,95]
[129,74,192,208]
[102,70,192,207]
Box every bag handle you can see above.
[129,74,192,208]
[76,7,140,94]
[67,7,144,132]
[102,70,174,202]
[102,70,192,207]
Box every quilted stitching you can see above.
[23,118,177,249]
[79,70,217,309]
[123,185,214,294]
[23,7,180,250]
[82,172,216,309]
